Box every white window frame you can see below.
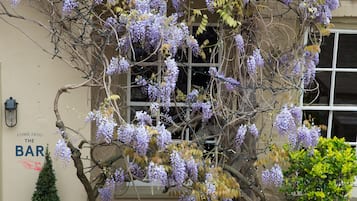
[300,29,357,185]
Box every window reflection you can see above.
[332,111,357,142]
[334,72,357,105]
[337,34,357,68]
[304,71,331,105]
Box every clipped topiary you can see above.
[32,146,60,201]
[282,137,357,201]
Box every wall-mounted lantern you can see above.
[4,97,18,127]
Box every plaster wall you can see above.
[0,1,90,201]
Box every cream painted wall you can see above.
[0,1,90,201]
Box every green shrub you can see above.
[32,146,60,201]
[281,137,357,201]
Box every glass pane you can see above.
[175,48,188,63]
[131,66,158,101]
[304,71,331,105]
[337,34,357,68]
[317,33,334,68]
[303,110,329,137]
[166,107,189,140]
[334,72,357,105]
[192,67,210,89]
[332,111,357,142]
[192,26,219,63]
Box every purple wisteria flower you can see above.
[10,0,21,6]
[62,0,78,14]
[156,124,172,150]
[253,48,264,67]
[261,164,284,187]
[247,56,256,75]
[179,195,196,201]
[234,34,245,54]
[292,60,302,75]
[96,115,117,143]
[293,125,321,148]
[129,162,145,179]
[303,51,319,86]
[309,126,321,147]
[148,84,160,101]
[170,151,186,186]
[296,125,312,147]
[135,111,152,125]
[135,0,151,14]
[186,36,200,56]
[134,126,150,156]
[117,124,135,145]
[248,124,259,138]
[171,0,181,11]
[94,0,103,5]
[205,0,214,13]
[98,178,115,201]
[205,173,216,196]
[106,57,130,75]
[114,168,125,184]
[150,102,160,114]
[54,139,71,164]
[186,89,199,103]
[186,157,198,181]
[147,162,168,186]
[135,76,148,86]
[150,0,167,15]
[274,106,296,136]
[282,0,292,5]
[192,102,213,122]
[104,17,118,29]
[326,0,340,10]
[289,105,302,124]
[235,124,247,147]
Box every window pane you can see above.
[166,107,190,140]
[192,26,219,63]
[334,72,357,105]
[192,67,211,89]
[337,34,357,68]
[332,111,357,142]
[317,33,334,68]
[304,71,331,105]
[303,110,328,137]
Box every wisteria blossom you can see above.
[235,124,247,147]
[248,124,259,138]
[147,162,168,186]
[274,106,296,136]
[192,102,213,122]
[156,124,172,150]
[170,151,186,186]
[106,57,130,75]
[186,157,198,181]
[261,164,284,187]
[234,34,245,54]
[54,139,71,164]
[247,56,256,75]
[62,0,78,14]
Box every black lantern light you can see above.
[4,97,18,127]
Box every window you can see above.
[115,24,222,198]
[302,29,357,153]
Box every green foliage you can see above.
[32,146,60,201]
[281,137,357,201]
